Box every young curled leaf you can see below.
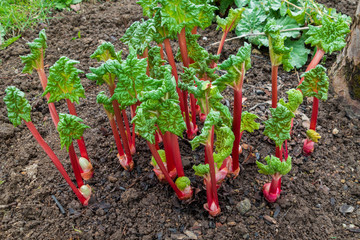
[175,176,191,191]
[132,108,158,144]
[96,91,114,114]
[43,57,85,104]
[20,29,47,74]
[263,104,294,148]
[86,60,117,86]
[216,8,245,32]
[213,124,235,168]
[240,111,260,133]
[4,86,32,127]
[306,129,321,143]
[298,65,329,101]
[189,53,220,81]
[57,113,90,151]
[256,155,292,176]
[191,110,221,149]
[193,164,210,177]
[90,42,122,62]
[279,88,303,113]
[305,16,350,54]
[264,19,293,71]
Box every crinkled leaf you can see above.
[298,65,329,101]
[4,86,32,127]
[131,108,158,143]
[175,33,208,64]
[263,104,294,147]
[189,53,220,81]
[216,8,245,32]
[264,19,293,71]
[86,60,117,86]
[279,88,303,113]
[148,46,169,79]
[306,129,321,143]
[240,111,260,133]
[262,0,282,12]
[43,57,85,104]
[213,124,235,168]
[218,0,234,14]
[235,6,268,47]
[151,149,166,166]
[57,113,90,151]
[120,19,156,55]
[137,0,158,17]
[96,91,114,114]
[191,0,217,30]
[193,164,210,177]
[175,176,191,190]
[305,16,350,54]
[235,0,250,7]
[20,29,47,74]
[90,42,122,62]
[214,42,251,91]
[256,155,292,176]
[285,35,310,69]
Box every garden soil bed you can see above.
[1,0,360,239]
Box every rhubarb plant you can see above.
[132,70,192,200]
[191,109,235,216]
[20,29,60,127]
[297,65,329,155]
[213,42,251,176]
[4,86,90,205]
[43,56,91,163]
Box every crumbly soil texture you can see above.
[0,1,359,239]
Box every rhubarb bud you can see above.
[79,184,92,200]
[204,202,221,217]
[262,182,281,203]
[79,157,94,180]
[306,129,321,143]
[303,139,314,156]
[175,176,193,200]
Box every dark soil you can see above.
[1,1,359,239]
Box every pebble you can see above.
[208,221,215,229]
[332,128,339,135]
[255,90,265,96]
[171,234,187,240]
[184,230,197,240]
[243,233,250,239]
[341,179,346,183]
[316,204,322,208]
[330,198,336,206]
[263,215,277,225]
[273,205,281,218]
[339,204,355,214]
[237,198,251,215]
[108,175,118,183]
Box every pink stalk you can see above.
[109,85,134,170]
[68,143,84,187]
[163,38,185,113]
[158,43,165,61]
[66,99,89,161]
[162,132,177,176]
[147,141,192,200]
[106,112,126,162]
[271,65,279,108]
[24,121,89,205]
[299,49,325,85]
[122,109,136,155]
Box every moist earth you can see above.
[0,0,359,239]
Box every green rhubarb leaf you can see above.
[191,0,218,30]
[86,60,117,86]
[137,0,158,17]
[96,91,114,114]
[298,65,329,101]
[189,53,220,81]
[151,149,166,166]
[305,16,350,54]
[190,109,221,149]
[43,57,85,104]
[285,35,310,69]
[20,29,47,74]
[256,155,292,176]
[235,6,268,47]
[120,19,156,55]
[264,19,293,71]
[263,104,294,147]
[132,108,158,144]
[57,113,90,151]
[90,42,122,62]
[235,0,249,7]
[148,46,168,79]
[262,0,282,12]
[218,0,233,15]
[214,42,251,91]
[213,123,235,168]
[274,16,300,39]
[4,86,32,127]
[111,47,156,108]
[175,176,191,190]
[193,164,210,177]
[240,111,260,133]
[216,8,245,32]
[306,129,321,143]
[279,88,303,113]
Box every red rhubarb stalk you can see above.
[122,109,136,155]
[108,114,126,159]
[68,143,84,187]
[310,97,319,130]
[24,121,88,205]
[271,65,279,108]
[299,49,325,85]
[162,132,176,175]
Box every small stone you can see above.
[255,90,265,96]
[202,37,208,41]
[316,204,321,208]
[330,198,336,206]
[273,205,281,218]
[236,198,251,215]
[171,234,187,240]
[309,169,315,174]
[349,224,356,229]
[184,230,197,240]
[339,204,355,214]
[332,128,339,135]
[263,215,277,225]
[108,175,118,183]
[357,201,360,205]
[242,233,250,239]
[341,179,346,184]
